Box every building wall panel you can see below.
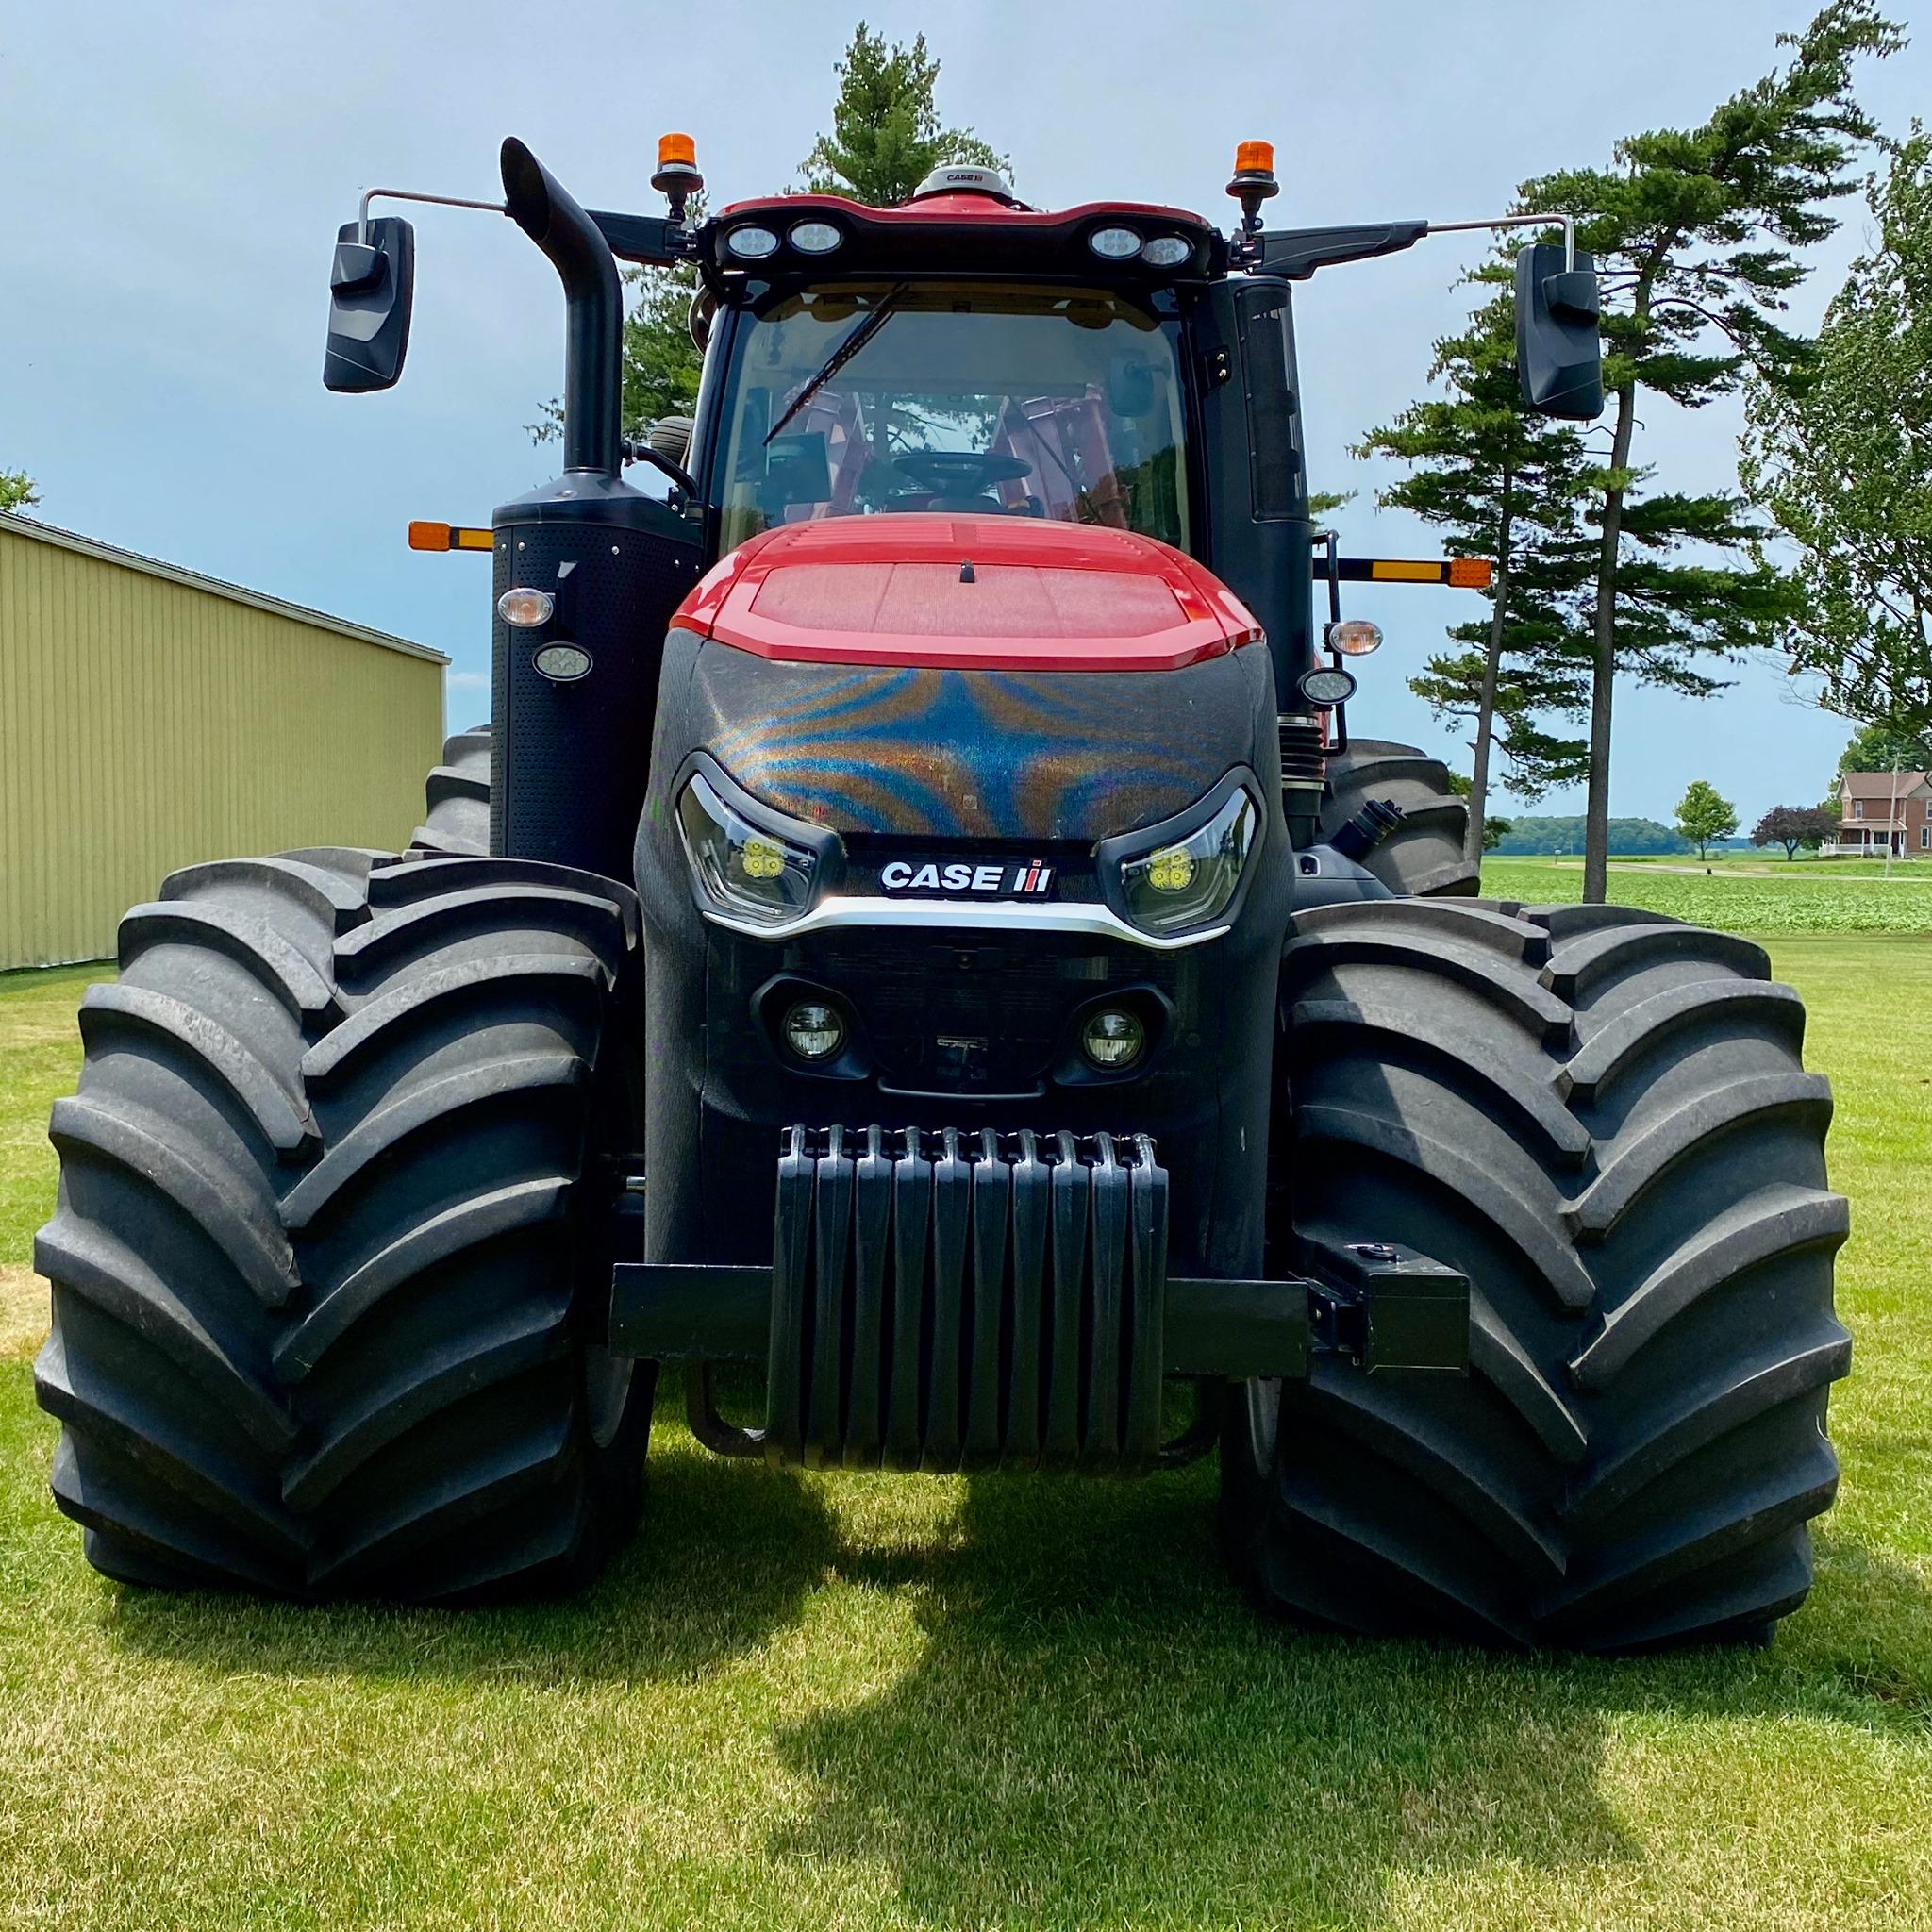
[1,524,445,968]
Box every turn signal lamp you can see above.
[1448,558,1495,589]
[408,521,492,553]
[1330,618,1384,657]
[496,587,555,627]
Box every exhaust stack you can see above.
[499,137,624,478]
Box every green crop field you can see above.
[1610,854,1927,876]
[3,901,1929,1927]
[1484,856,1932,935]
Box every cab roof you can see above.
[703,190,1224,284]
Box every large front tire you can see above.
[34,849,654,1599]
[1317,739,1477,898]
[1223,896,1849,1650]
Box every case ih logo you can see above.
[878,859,1055,897]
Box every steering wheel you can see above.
[891,451,1034,496]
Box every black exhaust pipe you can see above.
[499,137,622,478]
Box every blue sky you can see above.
[5,1,1925,824]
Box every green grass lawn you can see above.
[2,917,1930,1927]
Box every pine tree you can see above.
[1516,0,1901,901]
[1357,288,1594,856]
[536,24,1005,453]
[801,24,1006,208]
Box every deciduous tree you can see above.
[0,469,37,511]
[1753,803,1839,856]
[1677,778,1741,859]
[1835,721,1932,774]
[1743,131,1932,742]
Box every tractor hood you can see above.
[658,516,1278,841]
[675,515,1262,673]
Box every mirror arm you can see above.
[357,185,506,244]
[623,440,699,497]
[1249,211,1574,281]
[1425,210,1575,271]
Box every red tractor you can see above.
[34,135,1845,1648]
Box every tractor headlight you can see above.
[676,771,823,927]
[1105,781,1259,938]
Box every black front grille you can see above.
[1277,712,1326,791]
[797,931,1180,1095]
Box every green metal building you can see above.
[0,516,447,970]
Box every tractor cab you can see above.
[691,168,1213,557]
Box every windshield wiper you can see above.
[765,285,908,445]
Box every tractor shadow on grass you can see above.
[106,1422,844,1690]
[769,1475,1926,1932]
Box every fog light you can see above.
[1298,664,1357,708]
[497,587,554,626]
[782,1000,844,1062]
[533,642,591,682]
[1080,1008,1144,1070]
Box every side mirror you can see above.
[1515,242,1602,421]
[324,215,415,393]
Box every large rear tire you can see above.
[33,848,654,1599]
[1223,896,1849,1650]
[411,724,491,857]
[1317,739,1477,897]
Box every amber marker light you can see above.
[1226,140,1279,233]
[408,521,451,552]
[652,132,703,218]
[1448,558,1495,589]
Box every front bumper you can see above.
[610,1124,1471,1474]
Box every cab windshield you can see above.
[711,282,1190,554]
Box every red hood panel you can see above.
[675,515,1262,672]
